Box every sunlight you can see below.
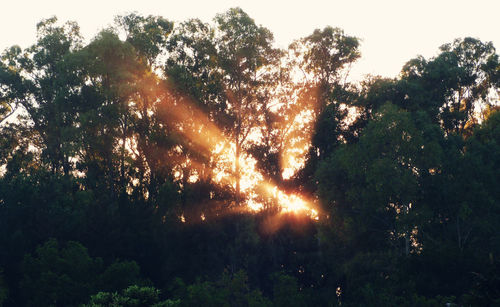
[279,103,315,180]
[211,142,263,194]
[156,83,319,221]
[262,184,319,219]
[209,138,318,218]
[280,193,308,212]
[277,190,318,219]
[281,145,309,180]
[247,199,264,211]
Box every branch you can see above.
[0,102,17,125]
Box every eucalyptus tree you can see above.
[246,55,296,185]
[112,14,175,201]
[162,18,234,221]
[70,29,144,195]
[163,8,282,210]
[0,46,25,126]
[439,38,499,133]
[401,38,499,135]
[213,8,281,205]
[165,20,221,181]
[289,27,360,193]
[291,26,360,113]
[0,17,84,175]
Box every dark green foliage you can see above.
[20,239,102,306]
[87,285,180,307]
[172,270,271,307]
[271,273,305,307]
[20,239,142,306]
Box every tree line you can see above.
[0,7,499,306]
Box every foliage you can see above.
[87,285,180,307]
[19,239,143,306]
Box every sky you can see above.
[1,0,499,81]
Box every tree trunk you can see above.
[235,139,241,206]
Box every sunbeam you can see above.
[156,81,319,220]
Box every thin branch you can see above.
[0,102,17,125]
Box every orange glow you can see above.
[263,184,319,219]
[152,79,319,222]
[212,142,263,194]
[279,99,316,180]
[281,143,311,180]
[247,199,264,211]
[281,193,308,212]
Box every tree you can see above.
[87,285,180,307]
[272,273,305,307]
[316,103,443,255]
[289,27,360,193]
[401,38,499,135]
[20,239,143,306]
[214,8,280,205]
[163,18,230,219]
[2,9,500,307]
[175,270,271,307]
[21,239,103,306]
[114,13,176,201]
[0,46,25,125]
[0,17,83,175]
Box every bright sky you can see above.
[1,0,499,81]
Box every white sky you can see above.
[1,0,499,81]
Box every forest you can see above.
[0,7,499,306]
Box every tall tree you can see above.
[214,8,280,205]
[316,103,443,255]
[163,18,235,220]
[290,26,360,191]
[114,13,175,201]
[0,17,83,175]
[401,38,499,135]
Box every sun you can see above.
[278,192,307,212]
[278,191,319,219]
[258,184,319,219]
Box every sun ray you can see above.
[153,81,319,222]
